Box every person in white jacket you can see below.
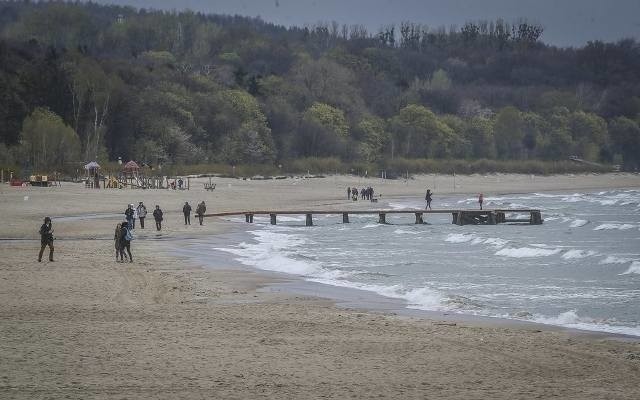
[136,202,147,229]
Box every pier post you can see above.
[306,213,313,226]
[342,213,349,223]
[245,214,254,223]
[378,213,386,224]
[457,211,466,226]
[270,213,277,225]
[452,212,459,225]
[415,213,424,224]
[488,212,497,225]
[530,211,542,225]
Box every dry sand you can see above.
[1,173,640,399]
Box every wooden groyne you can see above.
[203,209,543,226]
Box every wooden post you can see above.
[270,214,277,225]
[187,177,190,190]
[245,214,251,223]
[378,213,386,224]
[305,213,313,226]
[530,211,542,225]
[415,213,424,224]
[457,211,465,226]
[452,212,458,224]
[342,213,349,223]
[488,212,497,225]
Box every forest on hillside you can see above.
[1,0,640,175]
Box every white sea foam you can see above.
[445,233,477,243]
[594,223,636,231]
[599,256,635,264]
[620,261,640,275]
[495,247,561,258]
[483,237,509,248]
[561,249,598,260]
[394,229,419,235]
[569,219,589,228]
[532,310,640,337]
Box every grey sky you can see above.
[94,0,640,47]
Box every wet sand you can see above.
[1,173,640,399]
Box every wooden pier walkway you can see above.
[203,209,543,226]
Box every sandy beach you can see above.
[1,173,640,399]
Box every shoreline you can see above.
[170,213,640,341]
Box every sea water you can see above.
[212,189,640,336]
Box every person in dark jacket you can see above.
[118,221,133,262]
[183,202,192,225]
[196,201,206,225]
[425,189,433,210]
[124,204,135,228]
[38,216,54,262]
[153,205,163,231]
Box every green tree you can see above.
[493,106,524,159]
[609,117,640,170]
[298,102,349,157]
[354,115,388,162]
[20,108,81,170]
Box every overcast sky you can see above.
[93,0,640,47]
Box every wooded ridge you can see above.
[1,1,639,174]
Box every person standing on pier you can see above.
[153,205,163,231]
[425,189,433,210]
[478,193,484,210]
[183,201,192,225]
[38,217,54,262]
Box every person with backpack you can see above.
[196,201,206,225]
[183,201,192,225]
[38,216,54,262]
[118,221,133,262]
[153,205,163,231]
[136,202,147,229]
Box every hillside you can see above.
[1,0,639,173]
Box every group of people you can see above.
[113,200,207,263]
[347,186,376,201]
[424,189,484,210]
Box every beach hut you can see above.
[84,161,101,188]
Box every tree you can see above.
[354,115,388,162]
[389,104,456,158]
[20,108,81,170]
[493,106,524,159]
[609,117,640,170]
[297,102,349,157]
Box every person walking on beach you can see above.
[136,202,147,229]
[478,193,484,210]
[38,217,54,262]
[118,221,133,262]
[183,201,192,225]
[425,189,433,210]
[196,201,206,225]
[369,187,375,201]
[124,204,135,228]
[153,205,163,231]
[347,187,351,200]
[114,222,123,260]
